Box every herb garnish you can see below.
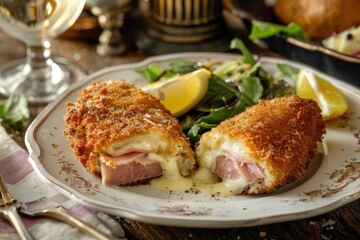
[0,94,29,127]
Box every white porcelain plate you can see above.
[25,53,360,228]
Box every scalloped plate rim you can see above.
[25,52,360,228]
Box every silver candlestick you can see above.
[86,0,134,56]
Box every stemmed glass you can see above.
[0,0,86,103]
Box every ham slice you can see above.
[101,161,162,186]
[101,150,163,186]
[213,154,265,192]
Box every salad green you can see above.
[136,38,298,145]
[0,94,29,127]
[249,20,309,41]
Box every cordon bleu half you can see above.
[64,80,196,186]
[196,95,326,195]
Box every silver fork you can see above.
[0,174,35,240]
[19,200,123,240]
[2,176,123,240]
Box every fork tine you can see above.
[0,174,35,240]
[0,174,16,204]
[0,175,5,206]
[0,194,4,206]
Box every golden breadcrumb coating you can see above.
[197,95,326,194]
[64,80,195,179]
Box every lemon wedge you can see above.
[296,69,349,121]
[141,68,211,117]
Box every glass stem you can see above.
[24,40,53,84]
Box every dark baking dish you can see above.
[223,0,360,88]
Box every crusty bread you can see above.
[275,0,360,39]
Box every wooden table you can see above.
[1,9,360,240]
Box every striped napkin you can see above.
[0,124,126,240]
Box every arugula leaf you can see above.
[249,20,308,40]
[135,64,163,83]
[240,76,263,106]
[194,98,244,125]
[0,94,29,126]
[186,121,218,145]
[135,60,200,84]
[184,75,264,145]
[213,59,247,79]
[185,97,247,145]
[168,60,199,74]
[230,38,256,65]
[276,63,299,86]
[179,115,196,130]
[195,74,240,111]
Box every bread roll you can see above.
[275,0,360,39]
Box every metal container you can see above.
[144,0,225,43]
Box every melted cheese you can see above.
[150,159,246,197]
[190,167,245,196]
[150,176,193,191]
[150,133,259,197]
[105,134,170,156]
[103,133,256,196]
[151,154,193,191]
